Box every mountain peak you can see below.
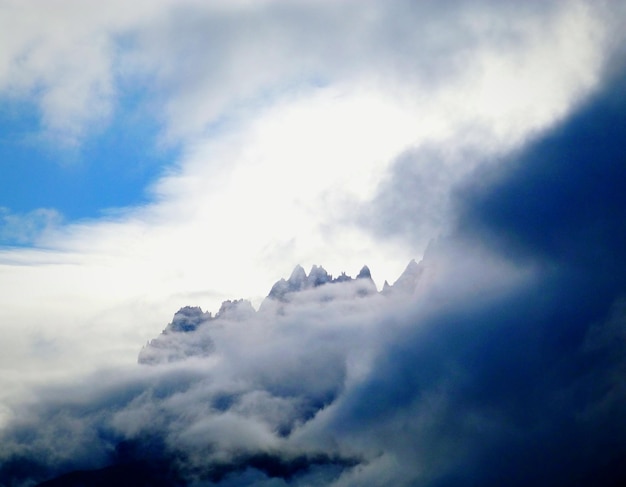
[357,265,372,280]
[141,259,421,364]
[265,263,386,303]
[166,306,211,333]
[216,299,255,320]
[390,259,423,294]
[308,265,331,287]
[288,265,307,284]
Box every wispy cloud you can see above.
[0,207,62,245]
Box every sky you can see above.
[1,0,626,485]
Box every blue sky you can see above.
[0,90,174,227]
[1,1,626,485]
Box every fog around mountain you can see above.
[2,29,626,487]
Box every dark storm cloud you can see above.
[456,74,626,272]
[3,35,626,487]
[312,64,626,486]
[358,143,486,250]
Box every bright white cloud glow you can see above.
[0,0,620,413]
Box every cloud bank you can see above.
[2,62,626,485]
[0,0,619,386]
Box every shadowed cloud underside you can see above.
[0,2,625,487]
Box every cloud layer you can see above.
[2,63,626,485]
[1,1,626,486]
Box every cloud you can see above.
[0,0,609,148]
[0,207,63,245]
[3,43,626,487]
[315,61,626,486]
[355,0,623,251]
[2,2,626,486]
[0,0,615,384]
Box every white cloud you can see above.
[0,207,63,244]
[0,236,568,485]
[1,3,626,484]
[0,0,621,419]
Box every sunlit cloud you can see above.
[1,0,625,485]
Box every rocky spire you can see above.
[308,265,331,287]
[288,264,307,286]
[166,306,211,333]
[389,259,423,294]
[356,265,372,280]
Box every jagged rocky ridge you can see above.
[138,260,422,365]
